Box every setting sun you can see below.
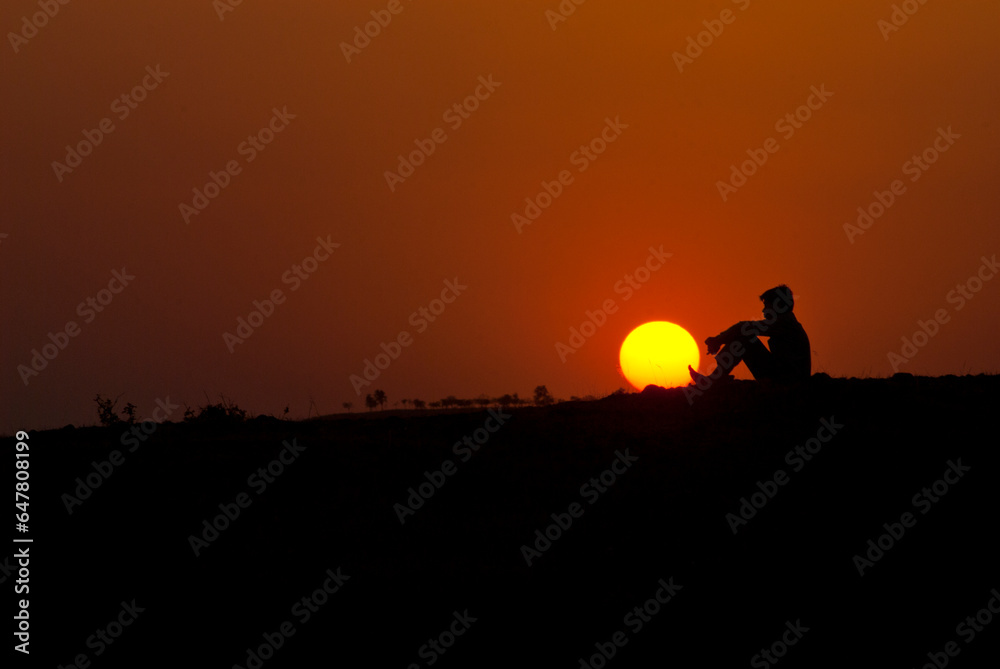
[619,321,700,391]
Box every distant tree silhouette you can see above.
[496,394,513,410]
[429,400,442,409]
[475,394,491,408]
[342,401,353,413]
[533,385,554,407]
[94,393,123,427]
[365,394,377,411]
[374,389,387,410]
[400,399,409,409]
[412,399,426,410]
[442,395,474,408]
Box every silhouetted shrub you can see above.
[184,396,247,425]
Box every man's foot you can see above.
[688,365,734,386]
[688,365,707,385]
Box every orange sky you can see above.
[3,0,999,429]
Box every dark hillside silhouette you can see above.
[11,375,1000,667]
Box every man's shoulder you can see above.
[781,313,810,339]
[773,312,807,334]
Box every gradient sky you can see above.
[3,0,999,430]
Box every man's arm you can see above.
[706,320,766,354]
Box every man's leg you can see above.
[738,337,776,380]
[714,336,772,377]
[689,335,773,384]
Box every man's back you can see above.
[760,312,811,380]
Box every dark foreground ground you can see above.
[6,375,1000,668]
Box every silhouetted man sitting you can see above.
[689,285,811,387]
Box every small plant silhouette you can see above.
[121,402,138,425]
[94,394,123,427]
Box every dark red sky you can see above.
[3,1,999,429]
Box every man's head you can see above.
[760,285,794,314]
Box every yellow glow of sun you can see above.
[619,321,700,390]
